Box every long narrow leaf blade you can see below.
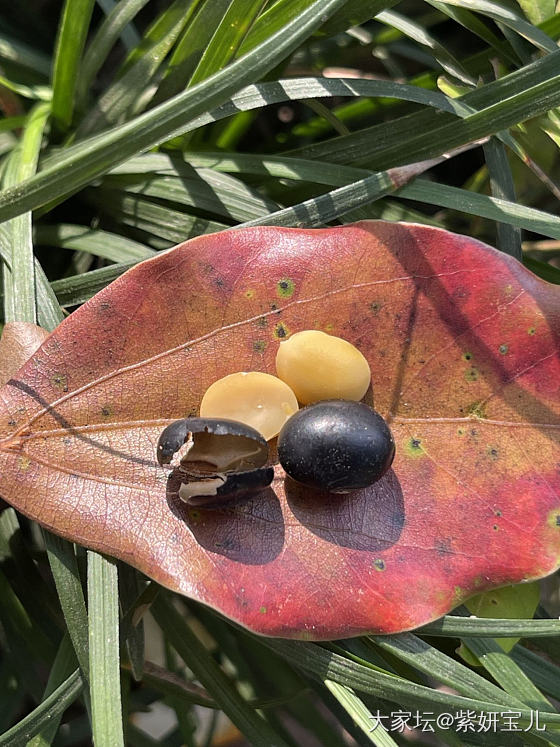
[88,552,124,747]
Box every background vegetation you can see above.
[0,0,559,744]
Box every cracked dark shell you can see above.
[277,400,395,493]
[157,417,273,507]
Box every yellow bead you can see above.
[200,372,298,441]
[275,330,371,405]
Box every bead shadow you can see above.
[285,468,404,552]
[166,471,284,565]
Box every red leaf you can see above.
[0,322,49,387]
[0,222,558,639]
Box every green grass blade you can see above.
[86,190,228,243]
[96,0,141,50]
[27,633,78,747]
[376,9,475,84]
[0,566,56,666]
[79,0,153,105]
[436,0,557,52]
[118,563,145,682]
[240,167,399,227]
[517,0,555,24]
[462,637,554,711]
[189,0,268,87]
[319,0,402,35]
[87,552,124,747]
[511,646,560,701]
[427,0,518,63]
[419,616,560,637]
[50,0,96,131]
[369,633,523,705]
[151,595,292,747]
[2,101,49,324]
[324,680,399,746]
[80,0,194,135]
[0,0,349,222]
[35,224,155,262]
[398,178,560,239]
[293,51,560,166]
[0,219,63,330]
[0,510,61,640]
[236,0,315,54]
[0,34,51,77]
[111,150,560,240]
[99,169,280,221]
[153,0,227,103]
[0,75,51,101]
[265,640,560,729]
[483,136,523,259]
[523,255,560,283]
[0,670,82,747]
[44,533,90,683]
[239,0,399,55]
[0,116,27,133]
[49,260,136,306]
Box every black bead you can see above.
[277,400,394,493]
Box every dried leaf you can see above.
[0,223,558,639]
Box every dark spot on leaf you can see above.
[464,367,479,382]
[435,538,452,555]
[53,373,68,392]
[373,558,386,571]
[370,302,382,315]
[493,524,499,531]
[101,406,112,417]
[274,322,290,339]
[467,401,486,419]
[257,317,267,328]
[462,352,473,361]
[276,278,295,298]
[406,437,424,457]
[528,327,536,335]
[253,340,266,353]
[491,598,498,605]
[7,419,15,427]
[487,447,499,460]
[495,510,502,517]
[259,606,267,614]
[499,344,508,355]
[556,515,560,527]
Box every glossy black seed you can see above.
[157,417,272,506]
[277,400,395,493]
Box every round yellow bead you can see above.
[200,372,298,441]
[275,330,371,404]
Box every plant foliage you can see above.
[0,0,559,744]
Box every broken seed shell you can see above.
[157,417,273,506]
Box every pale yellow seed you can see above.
[200,372,298,441]
[275,330,371,405]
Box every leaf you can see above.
[0,322,49,387]
[459,581,540,660]
[515,0,555,25]
[50,0,96,131]
[0,222,558,639]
